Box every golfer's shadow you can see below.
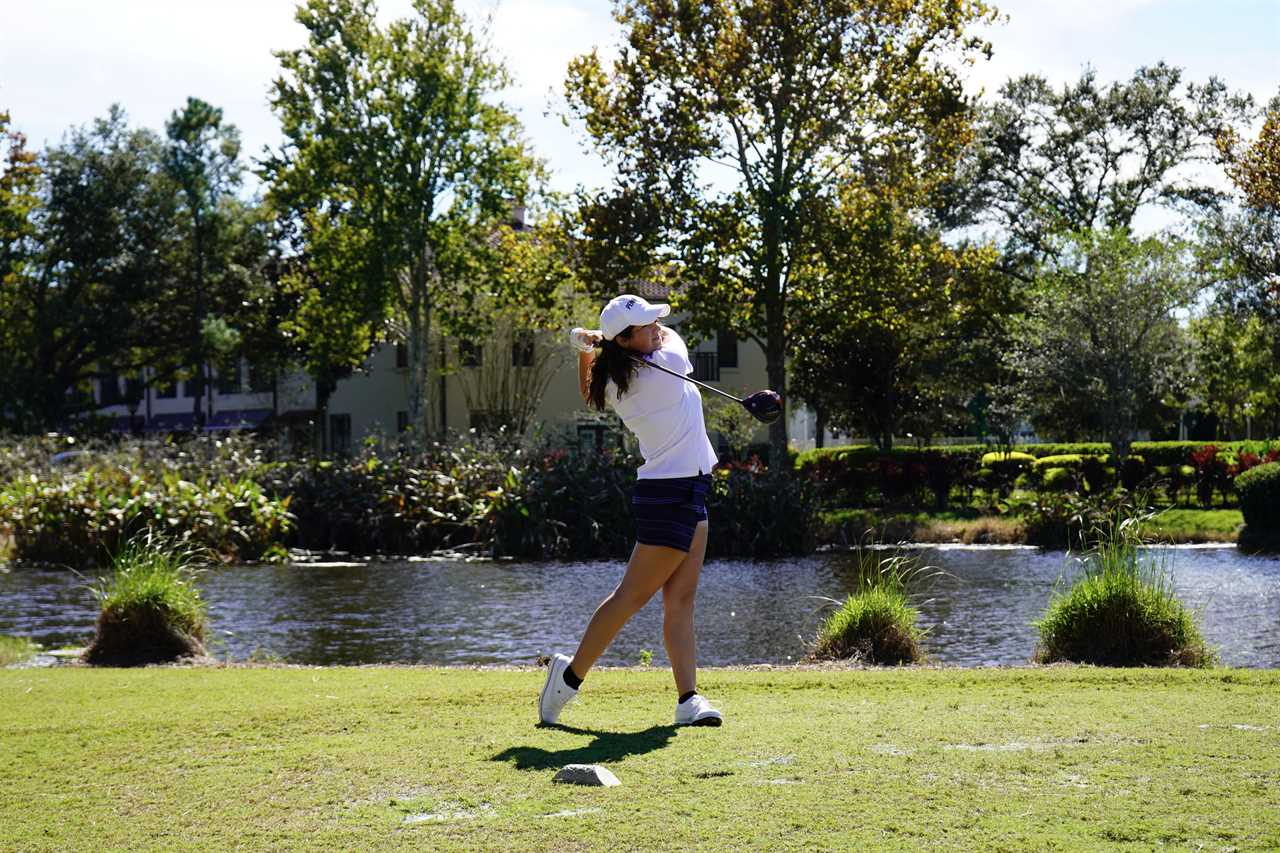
[492,724,679,771]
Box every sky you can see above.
[2,0,1277,199]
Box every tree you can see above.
[0,110,42,425]
[565,0,997,466]
[263,0,542,447]
[0,107,187,431]
[1190,311,1280,440]
[958,64,1253,279]
[789,183,1005,450]
[165,97,247,424]
[450,210,585,436]
[1006,229,1201,462]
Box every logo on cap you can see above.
[624,298,637,310]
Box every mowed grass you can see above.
[1139,508,1244,543]
[2,666,1278,851]
[821,507,1244,545]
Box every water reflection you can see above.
[2,546,1278,668]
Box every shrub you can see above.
[84,533,208,666]
[810,548,932,664]
[0,468,293,566]
[491,447,637,560]
[1236,462,1280,550]
[708,467,820,558]
[1041,467,1074,492]
[1034,515,1213,667]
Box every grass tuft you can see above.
[1035,511,1213,667]
[84,531,209,666]
[811,545,938,664]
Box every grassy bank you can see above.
[821,507,1243,545]
[2,667,1277,851]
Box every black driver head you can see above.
[742,390,782,424]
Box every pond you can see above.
[2,546,1278,668]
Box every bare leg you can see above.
[569,541,687,677]
[662,521,708,696]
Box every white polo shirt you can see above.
[608,328,719,479]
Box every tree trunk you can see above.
[404,252,433,446]
[191,210,206,426]
[815,407,826,450]
[765,331,787,471]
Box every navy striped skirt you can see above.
[632,474,712,553]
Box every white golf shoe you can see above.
[675,693,723,727]
[539,653,578,725]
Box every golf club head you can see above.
[742,390,782,424]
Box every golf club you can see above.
[624,352,783,424]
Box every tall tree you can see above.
[789,181,1004,449]
[565,0,997,465]
[0,107,184,431]
[263,0,540,446]
[1211,96,1280,326]
[1007,229,1201,462]
[0,110,43,428]
[957,64,1252,279]
[165,97,245,424]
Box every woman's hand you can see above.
[569,327,604,353]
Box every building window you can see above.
[511,333,534,367]
[691,352,719,382]
[577,424,618,452]
[184,372,204,398]
[460,340,482,367]
[329,413,352,455]
[248,363,273,394]
[395,343,408,369]
[155,378,177,399]
[99,372,122,406]
[124,376,144,405]
[216,360,241,395]
[717,330,738,368]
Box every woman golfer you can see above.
[539,294,723,727]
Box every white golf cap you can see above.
[599,294,671,340]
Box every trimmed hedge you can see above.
[1236,462,1280,547]
[795,440,1279,509]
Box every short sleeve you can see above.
[654,327,692,374]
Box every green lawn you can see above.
[821,506,1244,545]
[3,666,1278,851]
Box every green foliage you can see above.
[85,532,208,666]
[565,0,998,464]
[707,468,819,558]
[1041,467,1073,492]
[490,447,638,560]
[1236,461,1280,543]
[0,457,294,566]
[1034,514,1213,667]
[965,64,1251,275]
[811,549,933,664]
[1006,229,1201,462]
[264,0,546,439]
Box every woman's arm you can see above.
[570,327,603,403]
[578,349,596,403]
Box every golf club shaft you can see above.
[626,353,743,403]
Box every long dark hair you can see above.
[587,326,644,411]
